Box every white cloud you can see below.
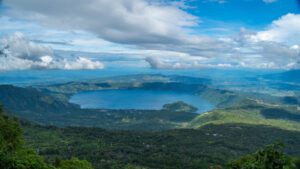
[145,56,219,69]
[0,33,104,71]
[63,57,104,70]
[1,32,53,61]
[250,13,300,43]
[4,0,198,45]
[145,22,300,70]
[2,1,300,70]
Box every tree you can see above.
[55,157,93,169]
[0,105,94,169]
[228,143,296,169]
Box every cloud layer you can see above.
[4,0,197,45]
[1,0,300,70]
[145,13,300,70]
[251,13,300,43]
[0,32,104,71]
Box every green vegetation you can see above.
[54,158,93,169]
[228,143,297,169]
[189,104,300,131]
[162,101,198,113]
[0,85,198,131]
[3,74,293,132]
[22,122,300,169]
[0,105,49,169]
[1,101,299,169]
[0,106,93,169]
[1,74,300,168]
[261,108,300,122]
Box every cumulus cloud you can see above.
[0,33,104,71]
[145,29,300,70]
[145,56,232,69]
[250,13,300,43]
[145,15,300,70]
[2,0,300,70]
[4,0,197,45]
[145,56,203,69]
[1,32,53,60]
[63,57,105,70]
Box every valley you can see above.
[0,73,300,168]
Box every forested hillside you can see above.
[22,121,300,169]
[0,106,93,169]
[1,76,300,168]
[1,97,300,168]
[0,85,197,131]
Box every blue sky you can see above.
[0,0,300,71]
[192,0,298,38]
[189,0,299,26]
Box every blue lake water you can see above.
[70,89,215,113]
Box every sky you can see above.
[0,0,300,71]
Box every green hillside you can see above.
[0,106,93,169]
[22,121,300,169]
[0,85,198,131]
[189,103,300,131]
[2,101,300,169]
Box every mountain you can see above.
[0,85,80,115]
[0,74,298,131]
[264,69,300,83]
[0,85,198,131]
[43,74,211,94]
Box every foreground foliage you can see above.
[0,106,93,169]
[23,121,300,169]
[228,143,297,169]
[1,103,300,168]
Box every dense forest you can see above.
[1,105,300,168]
[0,105,93,169]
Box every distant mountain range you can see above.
[264,69,300,83]
[0,84,199,131]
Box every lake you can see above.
[70,89,215,113]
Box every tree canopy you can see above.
[0,105,93,169]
